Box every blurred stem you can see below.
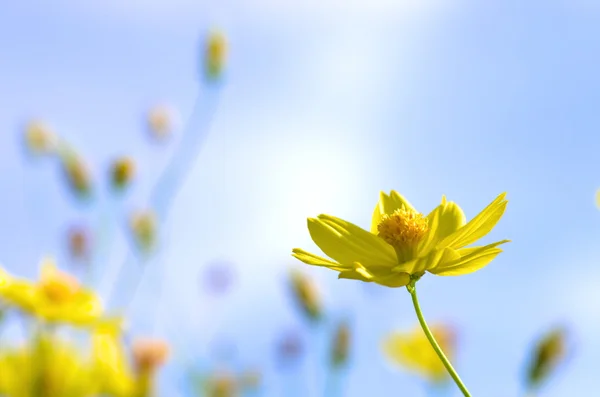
[406,281,471,397]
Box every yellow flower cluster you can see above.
[0,258,169,397]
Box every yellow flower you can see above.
[0,335,99,397]
[292,191,508,287]
[383,323,456,383]
[0,258,119,328]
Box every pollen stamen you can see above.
[377,208,429,250]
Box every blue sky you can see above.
[1,1,600,396]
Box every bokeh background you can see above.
[1,0,600,396]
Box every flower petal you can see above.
[417,197,466,256]
[314,215,398,268]
[371,190,417,234]
[394,247,461,275]
[437,193,508,250]
[292,248,348,272]
[430,240,509,276]
[338,263,410,287]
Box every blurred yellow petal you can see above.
[383,324,456,383]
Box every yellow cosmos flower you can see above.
[383,323,457,383]
[292,191,508,287]
[0,258,119,328]
[0,336,99,397]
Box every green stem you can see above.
[406,281,471,397]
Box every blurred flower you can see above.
[0,335,98,397]
[293,191,508,287]
[204,30,227,81]
[60,150,93,199]
[0,257,120,329]
[275,330,304,368]
[131,338,170,397]
[288,269,322,322]
[67,224,92,262]
[524,326,569,391]
[147,105,179,141]
[383,323,457,383]
[110,156,136,192]
[132,338,169,374]
[330,321,351,368]
[23,120,58,156]
[201,260,235,296]
[129,210,157,252]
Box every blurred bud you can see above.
[60,152,93,199]
[289,269,322,322]
[67,224,91,262]
[204,30,227,81]
[132,338,169,374]
[596,189,600,210]
[23,120,58,156]
[147,105,179,141]
[201,260,235,296]
[331,321,351,368]
[205,371,238,397]
[129,210,157,252]
[525,326,569,391]
[275,330,304,369]
[110,156,136,191]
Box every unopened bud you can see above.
[331,321,351,368]
[23,120,58,156]
[129,210,157,252]
[204,30,227,81]
[289,269,322,322]
[525,327,569,390]
[132,338,169,374]
[61,152,93,199]
[147,105,179,141]
[110,156,136,191]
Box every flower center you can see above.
[377,208,429,250]
[40,271,80,304]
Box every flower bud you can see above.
[23,120,58,156]
[204,30,227,81]
[288,269,322,322]
[61,152,93,199]
[331,321,351,368]
[147,105,179,141]
[524,326,569,390]
[129,210,157,252]
[110,156,136,191]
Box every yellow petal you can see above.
[308,215,397,269]
[437,193,507,249]
[291,248,348,271]
[418,198,467,256]
[430,240,509,276]
[370,190,417,234]
[338,263,410,287]
[394,247,461,274]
